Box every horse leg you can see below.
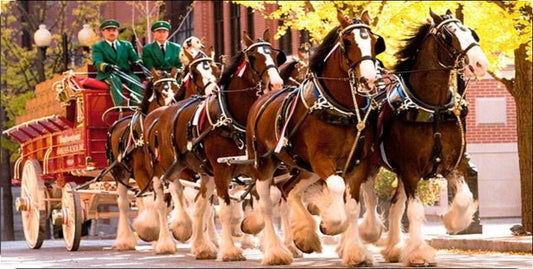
[256,176,293,265]
[310,174,348,236]
[168,179,193,243]
[241,195,265,235]
[337,168,374,266]
[279,196,303,258]
[214,168,245,261]
[286,173,322,254]
[112,183,137,250]
[442,170,478,234]
[401,195,437,266]
[205,197,219,248]
[239,199,256,249]
[132,194,160,242]
[381,179,407,262]
[190,175,218,259]
[358,173,384,243]
[151,177,176,254]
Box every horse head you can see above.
[148,67,180,108]
[182,48,220,96]
[429,9,488,77]
[335,10,383,91]
[241,29,284,93]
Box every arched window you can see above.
[170,1,194,45]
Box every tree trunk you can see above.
[513,43,532,233]
[1,103,15,241]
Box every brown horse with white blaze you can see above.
[141,29,284,259]
[358,9,488,267]
[106,67,180,250]
[245,11,384,265]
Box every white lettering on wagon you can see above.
[58,133,81,144]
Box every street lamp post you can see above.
[33,24,52,82]
[34,23,97,75]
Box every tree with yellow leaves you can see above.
[234,0,532,233]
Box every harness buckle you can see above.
[310,96,329,112]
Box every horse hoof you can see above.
[241,216,264,235]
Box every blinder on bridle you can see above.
[243,40,280,80]
[188,53,217,93]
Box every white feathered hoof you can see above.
[358,217,383,243]
[401,243,437,267]
[112,238,137,251]
[262,245,293,265]
[240,235,255,249]
[381,243,403,262]
[287,243,303,258]
[241,214,265,235]
[133,216,160,242]
[319,220,346,236]
[170,219,193,243]
[341,243,374,267]
[442,199,478,234]
[154,238,177,254]
[192,240,218,260]
[293,227,322,254]
[218,246,246,261]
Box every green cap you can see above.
[100,19,120,30]
[151,21,171,32]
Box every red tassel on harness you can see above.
[235,61,247,77]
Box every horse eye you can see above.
[343,39,351,47]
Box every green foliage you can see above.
[374,167,446,206]
[416,177,446,206]
[374,167,397,200]
[1,1,104,154]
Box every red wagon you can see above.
[3,70,137,251]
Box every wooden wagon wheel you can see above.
[18,159,48,249]
[61,182,83,251]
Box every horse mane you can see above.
[219,51,245,88]
[393,23,433,73]
[309,26,340,74]
[139,80,154,114]
[279,60,299,82]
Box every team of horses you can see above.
[104,9,488,266]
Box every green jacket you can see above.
[92,39,142,80]
[142,41,182,71]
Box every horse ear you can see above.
[429,8,442,24]
[151,67,158,79]
[263,28,271,43]
[170,67,178,79]
[243,31,254,48]
[207,46,215,59]
[361,10,372,25]
[337,10,350,28]
[200,37,206,49]
[297,50,305,61]
[446,9,453,16]
[184,48,194,62]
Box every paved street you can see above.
[1,238,531,268]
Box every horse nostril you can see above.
[319,221,327,235]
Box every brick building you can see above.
[11,1,521,219]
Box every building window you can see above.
[278,20,292,55]
[230,3,241,56]
[213,1,224,59]
[300,29,311,46]
[171,1,194,45]
[246,7,254,39]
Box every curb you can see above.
[429,237,532,253]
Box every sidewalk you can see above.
[424,217,532,253]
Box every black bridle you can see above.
[430,18,480,69]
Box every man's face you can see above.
[153,29,169,43]
[102,28,118,42]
